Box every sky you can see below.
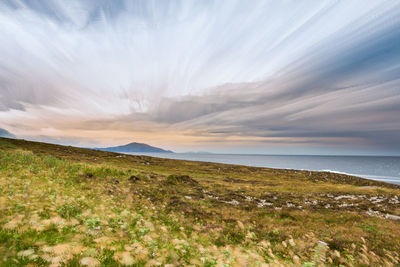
[0,0,400,155]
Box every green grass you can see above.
[0,137,399,266]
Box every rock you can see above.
[128,175,140,182]
[386,214,400,220]
[80,257,101,267]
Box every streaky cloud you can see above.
[0,0,399,154]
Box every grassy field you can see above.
[0,137,399,266]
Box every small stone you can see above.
[128,175,140,182]
[386,214,400,220]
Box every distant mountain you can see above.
[0,128,16,138]
[96,142,173,153]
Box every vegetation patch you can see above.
[165,174,199,185]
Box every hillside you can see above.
[96,142,173,153]
[0,137,399,266]
[0,128,15,138]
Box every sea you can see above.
[126,153,400,185]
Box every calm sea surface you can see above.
[126,153,400,185]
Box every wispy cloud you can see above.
[0,0,399,154]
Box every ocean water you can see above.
[127,153,400,185]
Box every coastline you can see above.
[124,152,400,186]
